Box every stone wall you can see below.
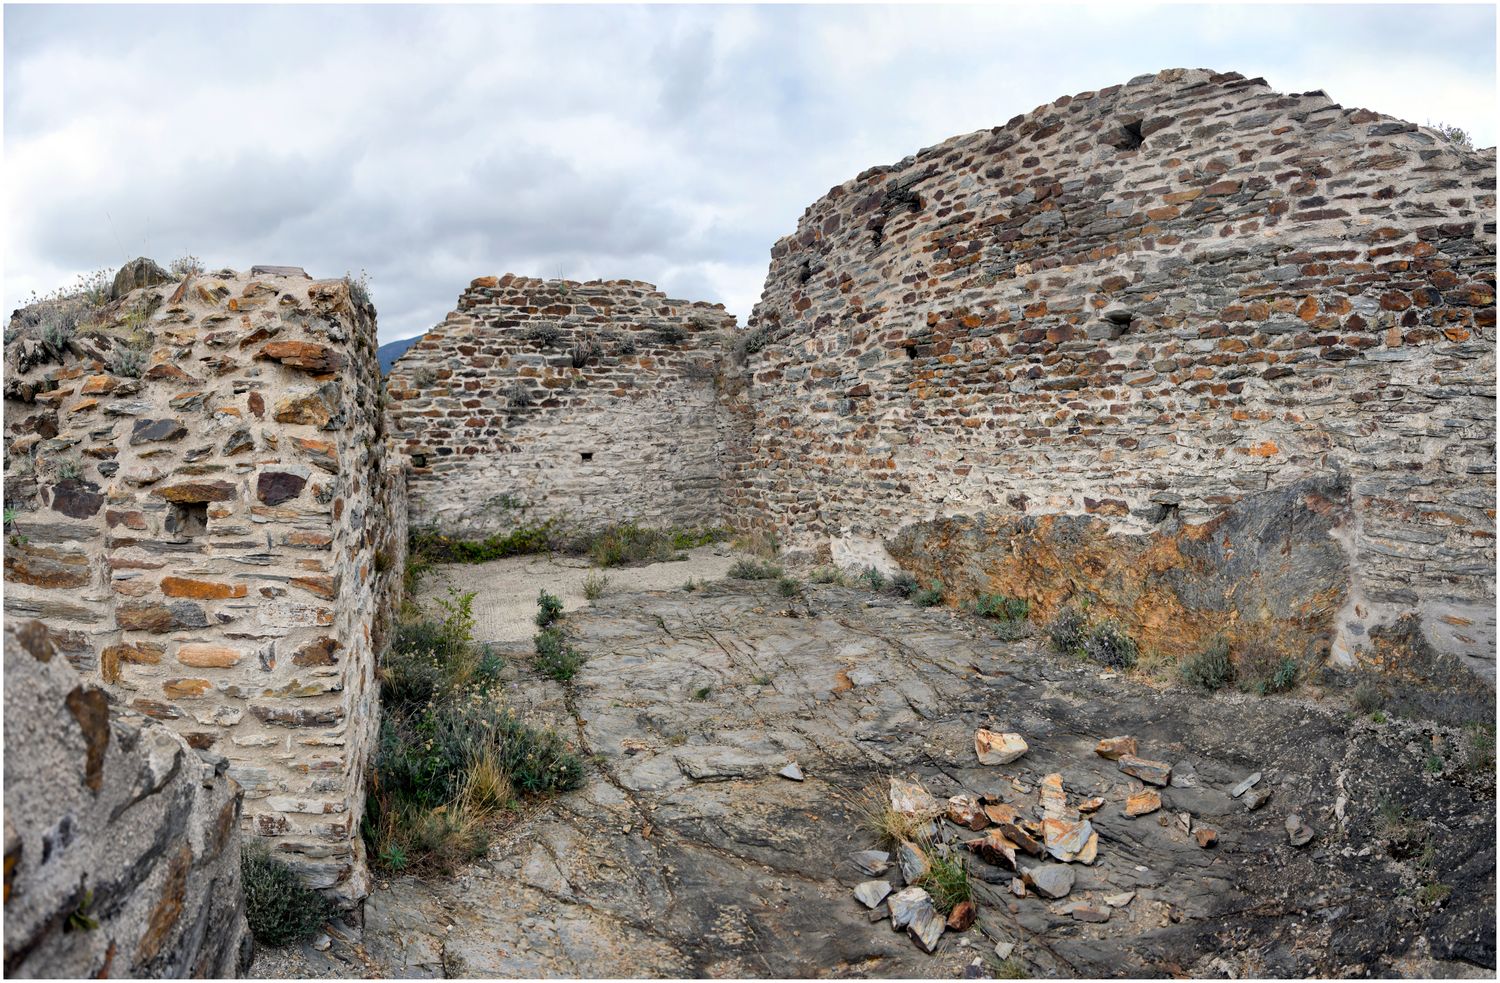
[4,619,251,978]
[729,68,1496,676]
[2,263,406,904]
[387,275,736,538]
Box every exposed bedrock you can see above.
[890,474,1351,662]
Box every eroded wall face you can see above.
[2,269,405,903]
[3,621,251,978]
[387,275,736,538]
[731,69,1496,674]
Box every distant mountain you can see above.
[377,334,422,374]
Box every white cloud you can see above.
[4,3,1493,343]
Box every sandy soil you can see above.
[413,543,744,644]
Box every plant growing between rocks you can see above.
[728,557,783,580]
[912,581,945,607]
[1180,637,1235,691]
[241,842,330,947]
[583,571,608,600]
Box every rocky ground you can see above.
[256,578,1495,979]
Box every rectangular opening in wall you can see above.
[166,501,208,539]
[904,342,918,359]
[580,452,594,462]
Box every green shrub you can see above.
[912,582,944,607]
[1463,723,1496,780]
[241,843,330,947]
[991,619,1031,642]
[536,590,563,627]
[583,571,608,600]
[1082,621,1138,670]
[777,576,801,597]
[534,628,582,681]
[728,557,783,580]
[1180,637,1235,691]
[1046,607,1088,656]
[1239,645,1299,695]
[966,594,1029,622]
[809,566,846,585]
[916,852,972,915]
[857,566,887,590]
[890,572,919,597]
[1353,680,1384,712]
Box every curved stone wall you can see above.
[730,68,1496,674]
[388,275,736,538]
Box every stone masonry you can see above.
[2,264,406,905]
[4,619,251,978]
[387,275,736,538]
[726,68,1496,676]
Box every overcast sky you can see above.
[4,3,1494,343]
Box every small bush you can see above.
[1082,621,1138,670]
[890,572,919,597]
[692,686,712,700]
[991,619,1031,642]
[966,594,1029,622]
[505,381,534,409]
[857,566,887,591]
[583,571,608,600]
[536,590,564,628]
[737,327,770,356]
[107,340,149,378]
[1239,644,1299,695]
[523,323,563,347]
[728,558,783,580]
[1047,607,1089,656]
[1180,637,1235,691]
[1353,680,1385,713]
[1463,723,1496,780]
[776,576,801,597]
[917,852,972,915]
[809,566,846,585]
[345,270,372,308]
[534,628,582,681]
[912,582,944,607]
[241,843,330,947]
[169,254,204,278]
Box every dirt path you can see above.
[413,544,744,643]
[257,579,1495,979]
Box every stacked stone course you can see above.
[388,274,736,537]
[2,265,406,903]
[728,68,1495,674]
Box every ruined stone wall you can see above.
[387,275,737,538]
[730,69,1496,675]
[2,264,406,904]
[4,619,251,978]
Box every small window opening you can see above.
[411,453,428,468]
[1151,501,1180,526]
[1116,119,1144,150]
[167,501,208,539]
[904,342,918,360]
[580,452,594,462]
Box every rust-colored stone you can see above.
[160,576,247,600]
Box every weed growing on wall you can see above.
[241,843,331,947]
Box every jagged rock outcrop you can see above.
[3,620,251,978]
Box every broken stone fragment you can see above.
[257,470,308,506]
[974,729,1028,765]
[1103,891,1136,908]
[129,417,188,445]
[995,941,1016,959]
[887,886,933,930]
[964,830,1018,871]
[1066,903,1111,923]
[1074,830,1099,866]
[1094,736,1137,760]
[908,904,946,953]
[850,850,890,876]
[1009,878,1025,898]
[1022,864,1075,899]
[778,761,804,781]
[1117,754,1172,786]
[1230,771,1262,798]
[1285,813,1314,847]
[1042,817,1094,862]
[1077,797,1104,813]
[1195,827,1219,848]
[1243,787,1271,811]
[983,801,1020,826]
[946,899,976,931]
[947,794,989,830]
[889,777,939,817]
[854,880,892,909]
[995,821,1043,857]
[1038,773,1071,819]
[897,840,929,884]
[1125,790,1162,817]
